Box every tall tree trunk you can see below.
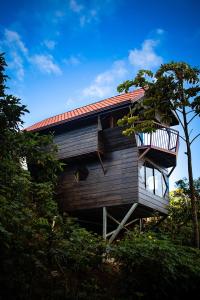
[183,107,199,248]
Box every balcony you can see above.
[136,123,179,168]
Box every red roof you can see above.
[26,89,144,132]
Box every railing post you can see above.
[137,122,179,154]
[150,131,152,147]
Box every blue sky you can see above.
[0,0,200,188]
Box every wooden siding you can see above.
[103,126,136,151]
[57,147,139,211]
[54,120,169,215]
[53,124,101,160]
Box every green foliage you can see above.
[117,61,200,135]
[111,231,200,299]
[0,53,106,299]
[157,178,200,246]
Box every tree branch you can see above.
[190,133,200,145]
[189,129,193,137]
[187,113,199,125]
[186,110,194,115]
[179,135,186,142]
[176,108,182,114]
[174,109,185,130]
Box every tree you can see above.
[157,178,200,245]
[117,62,200,248]
[0,53,105,299]
[0,52,62,298]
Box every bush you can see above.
[111,232,200,299]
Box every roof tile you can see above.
[26,89,144,132]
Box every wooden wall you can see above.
[57,147,139,211]
[55,118,169,215]
[53,124,102,160]
[103,127,136,152]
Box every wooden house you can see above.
[26,89,179,241]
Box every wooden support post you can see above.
[168,166,176,177]
[98,115,102,131]
[109,203,138,243]
[107,212,129,231]
[106,230,116,238]
[124,218,139,228]
[103,207,107,240]
[97,151,106,174]
[110,115,114,128]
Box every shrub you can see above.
[111,232,200,299]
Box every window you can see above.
[146,165,154,192]
[154,168,163,197]
[74,165,89,182]
[140,165,145,186]
[140,162,167,197]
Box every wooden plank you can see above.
[109,203,138,243]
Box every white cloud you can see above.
[79,9,98,27]
[156,28,165,35]
[0,30,28,80]
[129,39,163,69]
[69,0,83,13]
[64,55,80,66]
[43,40,56,50]
[30,54,62,75]
[0,28,62,79]
[83,60,128,99]
[9,51,25,81]
[82,35,164,100]
[4,29,28,55]
[68,0,99,27]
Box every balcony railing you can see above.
[136,123,179,154]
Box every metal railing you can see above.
[136,123,179,153]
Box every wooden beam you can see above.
[97,151,106,174]
[98,115,102,131]
[124,218,139,228]
[106,230,116,238]
[107,212,121,225]
[109,203,138,243]
[168,166,176,177]
[138,148,150,160]
[110,115,114,128]
[145,157,168,175]
[107,212,129,231]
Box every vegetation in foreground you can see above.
[0,53,200,299]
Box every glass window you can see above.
[154,169,163,197]
[141,162,167,198]
[140,165,145,187]
[146,165,154,192]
